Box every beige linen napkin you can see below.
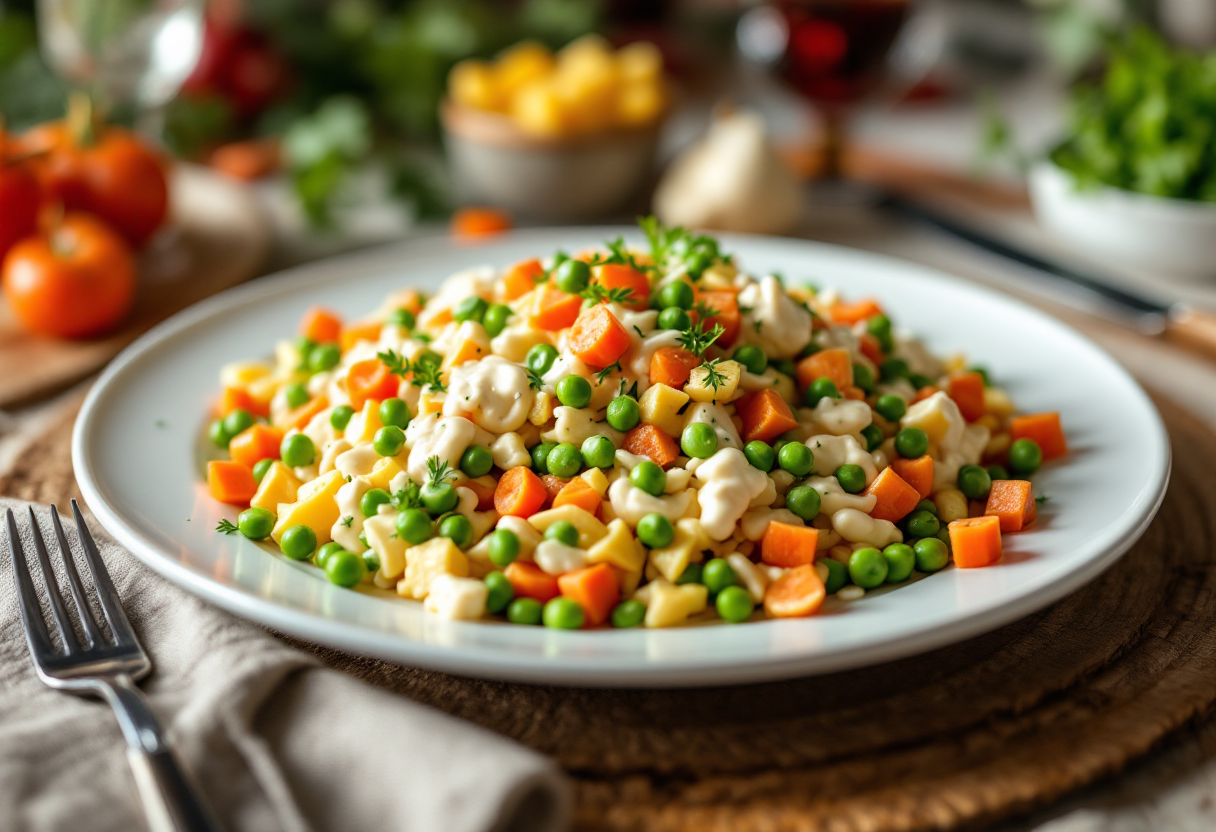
[0,499,571,832]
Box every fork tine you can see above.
[50,505,101,649]
[71,499,139,647]
[6,509,55,660]
[26,507,80,654]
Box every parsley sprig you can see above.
[393,481,423,509]
[427,456,456,486]
[582,283,635,306]
[377,349,446,393]
[677,320,725,357]
[639,215,730,281]
[215,519,238,535]
[594,361,622,383]
[525,368,545,391]
[698,358,727,391]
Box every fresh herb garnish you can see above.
[393,481,423,509]
[525,368,545,391]
[638,215,729,280]
[1036,494,1051,504]
[340,515,354,527]
[618,378,640,399]
[594,361,622,383]
[427,456,455,486]
[215,519,238,535]
[378,349,446,392]
[378,349,410,377]
[582,283,635,306]
[699,358,727,391]
[677,320,725,357]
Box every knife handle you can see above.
[1166,307,1216,359]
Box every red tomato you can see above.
[0,156,42,264]
[2,213,136,339]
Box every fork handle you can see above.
[99,676,223,832]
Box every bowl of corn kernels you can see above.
[442,36,670,222]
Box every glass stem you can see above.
[819,108,847,181]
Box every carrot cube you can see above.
[207,460,257,507]
[300,306,342,343]
[863,467,921,523]
[736,389,799,444]
[553,478,602,515]
[947,371,986,422]
[948,516,1003,568]
[557,563,620,626]
[228,423,284,469]
[1010,412,1068,461]
[890,455,933,500]
[985,479,1037,532]
[504,561,560,602]
[760,522,819,568]
[796,347,853,393]
[623,424,680,468]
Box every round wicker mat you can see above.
[5,393,1214,832]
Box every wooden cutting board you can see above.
[0,164,271,408]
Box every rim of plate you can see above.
[72,228,1171,688]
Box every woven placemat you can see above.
[4,393,1213,832]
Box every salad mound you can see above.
[205,219,1067,629]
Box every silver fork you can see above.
[5,501,222,832]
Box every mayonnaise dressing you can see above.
[443,355,533,433]
[682,402,742,451]
[406,415,477,484]
[737,275,813,359]
[607,477,696,526]
[804,434,879,484]
[694,448,771,541]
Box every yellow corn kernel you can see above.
[250,462,302,514]
[975,413,1001,433]
[529,391,556,426]
[933,488,969,524]
[985,432,1011,459]
[556,34,617,82]
[943,353,967,373]
[449,59,502,111]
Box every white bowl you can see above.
[1030,161,1216,278]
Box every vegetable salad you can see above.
[206,219,1067,629]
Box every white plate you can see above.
[72,229,1170,688]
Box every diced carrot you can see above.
[394,290,425,314]
[207,461,257,507]
[277,395,329,432]
[985,480,1037,532]
[911,385,939,405]
[948,372,986,422]
[451,207,512,238]
[346,359,400,411]
[649,347,701,388]
[569,304,631,369]
[553,477,602,515]
[760,522,820,568]
[623,424,680,468]
[949,516,1003,568]
[736,389,799,444]
[863,467,920,523]
[763,564,826,618]
[219,387,268,419]
[300,307,342,343]
[340,321,382,353]
[504,561,560,602]
[503,258,544,300]
[494,466,547,517]
[890,455,933,499]
[595,263,650,310]
[859,333,885,365]
[796,347,853,392]
[695,289,741,347]
[1010,412,1067,461]
[464,478,498,512]
[209,138,281,180]
[541,475,569,506]
[842,385,866,401]
[530,285,584,331]
[557,563,620,627]
[228,424,284,469]
[829,298,884,326]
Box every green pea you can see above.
[485,571,514,614]
[378,398,410,429]
[581,435,616,469]
[797,341,820,359]
[852,363,875,393]
[421,481,458,515]
[883,543,916,583]
[360,488,392,518]
[880,358,909,381]
[460,445,494,478]
[906,510,940,539]
[935,527,952,547]
[439,513,473,548]
[987,464,1011,481]
[284,382,310,409]
[395,508,433,545]
[252,458,274,484]
[280,525,317,561]
[957,464,992,500]
[545,520,580,547]
[630,461,666,497]
[222,408,255,440]
[487,529,520,567]
[453,296,488,323]
[702,558,736,594]
[556,375,592,408]
[526,343,559,376]
[805,377,841,407]
[785,486,821,521]
[848,547,888,589]
[554,259,591,294]
[606,396,640,431]
[909,373,933,390]
[914,537,950,572]
[867,314,893,351]
[308,342,341,373]
[1009,438,1042,475]
[874,394,907,422]
[507,597,544,625]
[611,599,646,628]
[716,585,754,623]
[330,404,355,431]
[657,307,691,331]
[861,424,884,452]
[543,597,585,629]
[280,433,316,468]
[894,427,929,459]
[387,307,415,329]
[237,507,275,540]
[681,422,718,459]
[822,558,848,594]
[482,303,513,337]
[546,443,582,478]
[834,464,866,494]
[778,442,814,477]
[771,359,797,379]
[636,513,674,548]
[295,336,315,357]
[915,499,938,516]
[316,542,346,568]
[675,562,703,585]
[325,548,366,586]
[373,425,405,457]
[360,549,380,574]
[530,442,557,474]
[744,440,775,472]
[658,280,694,310]
[733,345,768,375]
[209,419,232,448]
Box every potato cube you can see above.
[685,360,741,404]
[271,470,345,545]
[586,519,646,573]
[527,504,608,548]
[398,537,470,600]
[250,462,302,514]
[638,383,689,438]
[647,518,709,583]
[364,514,407,581]
[366,457,403,492]
[644,580,708,628]
[345,399,384,444]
